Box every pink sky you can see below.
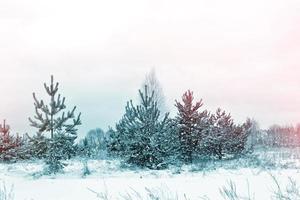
[0,0,300,135]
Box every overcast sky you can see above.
[1,0,300,136]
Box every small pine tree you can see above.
[0,120,10,139]
[29,75,81,173]
[200,108,251,159]
[0,120,23,162]
[111,85,176,169]
[175,90,205,163]
[29,75,81,138]
[202,109,233,159]
[230,119,253,156]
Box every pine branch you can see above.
[40,104,51,115]
[63,112,81,135]
[33,93,44,108]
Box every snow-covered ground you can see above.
[1,148,300,200]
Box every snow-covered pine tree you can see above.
[29,75,81,139]
[0,120,23,162]
[241,118,257,153]
[228,119,253,156]
[200,108,251,159]
[29,75,81,173]
[193,109,212,160]
[111,85,176,169]
[201,108,233,159]
[154,117,180,166]
[175,90,205,163]
[0,120,10,138]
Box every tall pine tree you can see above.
[29,75,81,173]
[175,90,206,163]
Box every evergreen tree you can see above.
[111,85,176,169]
[29,75,81,138]
[201,109,234,159]
[29,75,81,173]
[0,120,23,162]
[228,119,252,156]
[107,128,124,157]
[200,109,251,159]
[175,90,206,163]
[154,117,180,166]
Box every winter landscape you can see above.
[2,0,300,199]
[1,74,300,200]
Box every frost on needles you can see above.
[28,75,82,174]
[28,75,81,138]
[109,85,178,169]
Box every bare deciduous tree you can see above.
[142,68,167,113]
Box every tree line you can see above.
[0,72,296,173]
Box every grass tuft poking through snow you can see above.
[219,180,254,200]
[0,182,14,200]
[89,186,186,200]
[270,174,300,200]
